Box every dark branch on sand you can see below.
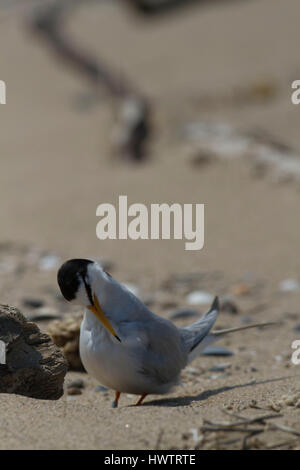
[29,0,151,161]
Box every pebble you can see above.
[221,298,239,314]
[186,367,199,375]
[67,395,78,401]
[39,254,60,271]
[28,308,61,322]
[67,379,85,389]
[96,385,108,392]
[168,308,199,320]
[23,298,45,309]
[279,279,300,292]
[209,362,231,372]
[201,346,234,357]
[189,428,200,443]
[188,149,216,167]
[67,387,82,396]
[186,291,214,306]
[230,283,251,296]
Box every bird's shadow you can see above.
[139,374,299,407]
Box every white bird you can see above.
[57,259,274,407]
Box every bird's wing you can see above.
[180,297,219,363]
[121,315,187,389]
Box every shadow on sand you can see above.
[140,374,299,407]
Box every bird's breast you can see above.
[79,311,155,394]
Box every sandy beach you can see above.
[0,0,300,450]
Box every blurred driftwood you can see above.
[30,0,151,161]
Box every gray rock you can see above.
[186,291,214,306]
[168,308,199,320]
[67,378,85,389]
[0,304,67,399]
[23,298,45,309]
[39,254,60,271]
[96,385,108,392]
[279,279,300,292]
[67,387,82,396]
[209,362,231,372]
[27,307,62,322]
[201,346,234,357]
[221,298,239,315]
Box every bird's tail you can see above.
[180,297,278,363]
[180,297,220,363]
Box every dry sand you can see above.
[0,0,300,449]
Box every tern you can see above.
[57,259,275,407]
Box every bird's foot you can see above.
[135,393,147,406]
[112,391,121,408]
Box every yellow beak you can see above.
[88,293,121,342]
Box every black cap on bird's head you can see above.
[57,258,121,342]
[57,258,94,304]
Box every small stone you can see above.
[201,346,234,357]
[279,279,300,292]
[168,308,199,320]
[23,298,44,309]
[96,385,108,392]
[67,395,78,402]
[28,307,61,322]
[224,404,233,410]
[189,428,200,443]
[186,291,214,306]
[231,283,251,296]
[209,362,231,372]
[67,387,82,396]
[67,379,85,389]
[269,402,282,412]
[221,298,239,314]
[186,367,199,375]
[188,148,216,167]
[39,254,60,271]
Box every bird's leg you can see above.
[135,393,147,406]
[112,391,121,408]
